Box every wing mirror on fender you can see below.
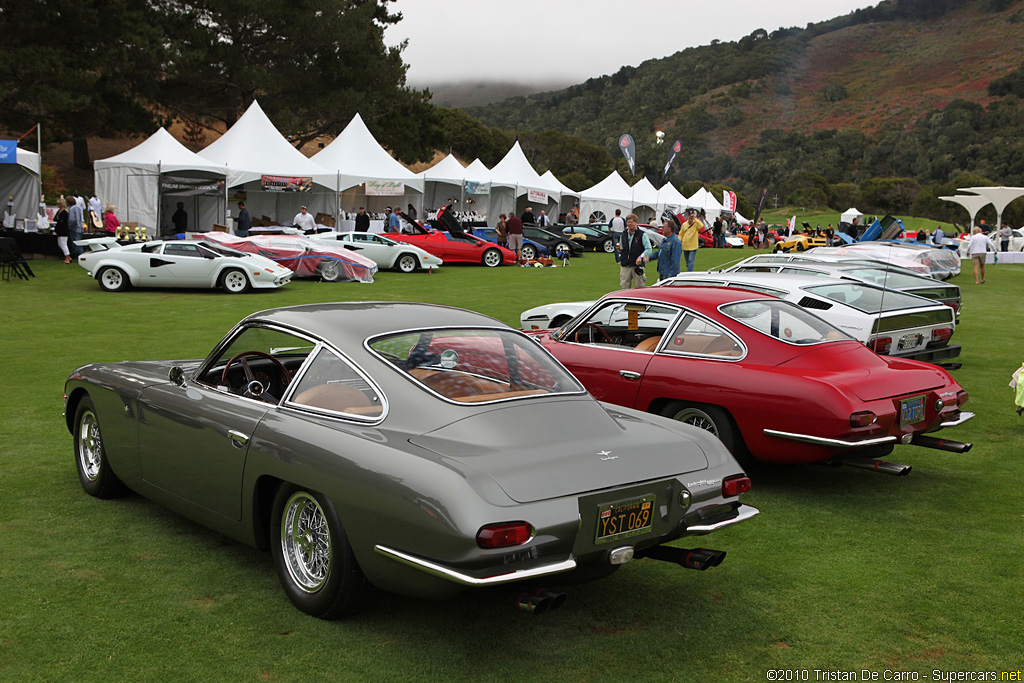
[169,366,186,386]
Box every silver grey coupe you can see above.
[65,302,758,618]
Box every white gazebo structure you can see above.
[939,194,991,231]
[956,186,1024,233]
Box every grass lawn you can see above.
[2,246,1021,682]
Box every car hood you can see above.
[775,342,948,401]
[409,398,710,503]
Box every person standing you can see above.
[293,206,316,232]
[505,211,524,261]
[537,210,550,227]
[712,216,724,248]
[495,213,508,247]
[679,209,702,272]
[999,222,1012,252]
[54,197,71,263]
[171,202,188,234]
[67,194,84,258]
[616,213,652,289]
[608,209,626,263]
[236,201,252,237]
[354,207,370,233]
[968,225,991,284]
[651,211,682,281]
[386,206,402,232]
[932,225,945,246]
[520,206,535,225]
[406,204,417,222]
[103,205,121,235]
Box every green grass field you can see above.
[2,247,1021,682]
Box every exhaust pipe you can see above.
[512,589,566,614]
[640,545,727,571]
[840,456,912,476]
[910,434,972,453]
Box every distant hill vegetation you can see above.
[427,81,572,108]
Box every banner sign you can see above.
[464,180,490,195]
[0,140,17,164]
[365,180,405,196]
[618,133,636,175]
[722,190,737,212]
[161,176,225,193]
[261,175,312,192]
[527,189,548,204]
[661,139,682,180]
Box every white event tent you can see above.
[94,127,227,235]
[541,170,579,222]
[313,113,423,219]
[685,187,726,220]
[2,147,41,224]
[656,183,686,215]
[488,142,561,219]
[840,207,864,224]
[198,100,333,227]
[579,171,633,223]
[630,178,661,223]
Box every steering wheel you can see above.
[574,323,614,344]
[220,351,292,392]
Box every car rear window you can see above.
[368,328,584,404]
[720,300,851,345]
[804,283,934,313]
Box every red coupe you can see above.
[525,286,973,475]
[388,212,516,267]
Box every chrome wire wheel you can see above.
[77,409,103,481]
[670,406,721,437]
[281,491,332,593]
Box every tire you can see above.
[270,484,374,619]
[319,259,342,282]
[521,244,537,261]
[766,236,777,247]
[482,248,502,267]
[74,395,127,498]
[662,401,743,457]
[601,238,615,253]
[772,244,781,253]
[396,253,418,273]
[97,266,129,292]
[796,243,806,252]
[220,268,251,294]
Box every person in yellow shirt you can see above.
[679,209,703,271]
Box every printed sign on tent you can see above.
[161,176,225,194]
[261,175,312,192]
[527,189,548,204]
[365,180,405,196]
[0,140,17,164]
[464,180,490,195]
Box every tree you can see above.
[0,0,166,169]
[157,0,441,163]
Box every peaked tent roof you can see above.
[95,127,225,175]
[656,182,685,209]
[630,177,660,208]
[421,153,467,185]
[541,170,578,197]
[313,113,423,192]
[465,159,495,184]
[579,170,633,203]
[198,100,328,188]
[489,142,559,198]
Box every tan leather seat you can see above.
[292,383,379,415]
[634,335,662,352]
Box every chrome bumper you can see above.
[940,410,974,428]
[374,545,577,587]
[686,504,760,534]
[763,429,897,448]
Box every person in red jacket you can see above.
[103,205,121,235]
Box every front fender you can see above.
[90,258,142,285]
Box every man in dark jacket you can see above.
[236,201,251,237]
[354,207,370,232]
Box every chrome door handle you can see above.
[619,370,641,381]
[228,430,249,448]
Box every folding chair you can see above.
[0,237,34,280]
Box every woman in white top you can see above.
[967,225,992,284]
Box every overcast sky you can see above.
[388,0,880,86]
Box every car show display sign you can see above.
[365,180,405,196]
[527,189,548,204]
[464,180,490,195]
[161,176,225,194]
[261,175,312,192]
[0,140,17,164]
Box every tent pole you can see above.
[155,161,162,232]
[36,123,43,207]
[336,171,340,229]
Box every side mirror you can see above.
[169,366,186,386]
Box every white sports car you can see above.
[310,231,442,272]
[76,238,292,293]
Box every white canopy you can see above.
[313,113,423,193]
[199,100,329,189]
[685,187,726,220]
[579,170,633,222]
[840,207,864,223]
[488,141,560,217]
[656,182,685,212]
[541,170,578,197]
[421,153,468,185]
[94,127,227,231]
[2,148,41,222]
[630,178,662,222]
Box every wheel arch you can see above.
[649,397,752,458]
[95,260,140,285]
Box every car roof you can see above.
[666,271,852,289]
[601,284,776,309]
[244,302,507,341]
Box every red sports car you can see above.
[525,286,972,474]
[388,212,516,267]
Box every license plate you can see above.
[595,494,655,544]
[897,333,924,351]
[900,395,926,425]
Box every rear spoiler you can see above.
[73,237,119,252]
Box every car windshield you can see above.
[369,328,583,404]
[803,283,932,313]
[720,300,851,345]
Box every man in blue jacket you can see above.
[651,210,682,281]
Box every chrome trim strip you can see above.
[373,545,577,586]
[940,411,974,428]
[763,429,898,448]
[686,504,760,533]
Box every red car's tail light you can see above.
[956,390,969,406]
[931,327,953,343]
[476,521,533,549]
[868,336,892,354]
[946,301,961,314]
[722,475,751,497]
[850,411,877,427]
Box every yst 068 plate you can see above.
[596,494,655,544]
[900,395,926,425]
